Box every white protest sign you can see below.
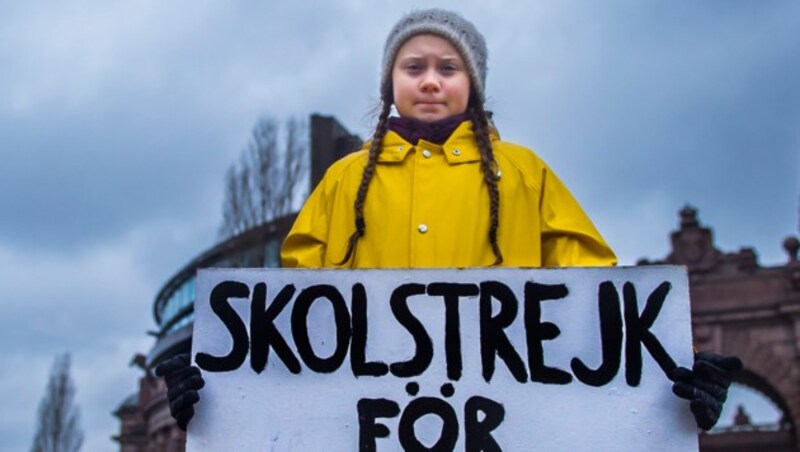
[189,267,698,451]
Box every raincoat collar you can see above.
[377,120,499,164]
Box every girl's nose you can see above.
[419,71,441,92]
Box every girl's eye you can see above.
[406,63,423,73]
[440,65,458,74]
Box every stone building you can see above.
[640,206,800,451]
[113,115,799,451]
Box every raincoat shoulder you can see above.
[281,121,616,268]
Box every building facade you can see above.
[640,206,800,451]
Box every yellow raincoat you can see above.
[281,121,616,268]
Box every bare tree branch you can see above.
[31,353,83,452]
[219,115,309,241]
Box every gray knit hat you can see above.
[381,9,488,102]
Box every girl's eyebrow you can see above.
[397,55,463,63]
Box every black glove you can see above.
[155,353,205,431]
[669,352,743,431]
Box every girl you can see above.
[158,8,740,434]
[280,8,616,269]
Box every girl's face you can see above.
[392,34,471,122]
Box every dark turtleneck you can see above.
[387,112,469,146]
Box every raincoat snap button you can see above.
[422,149,432,158]
[417,224,428,233]
[452,149,461,156]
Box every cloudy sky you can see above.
[1,1,798,450]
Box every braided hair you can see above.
[333,87,393,265]
[468,98,503,265]
[336,88,503,266]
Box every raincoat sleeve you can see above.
[281,181,329,268]
[538,164,617,267]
